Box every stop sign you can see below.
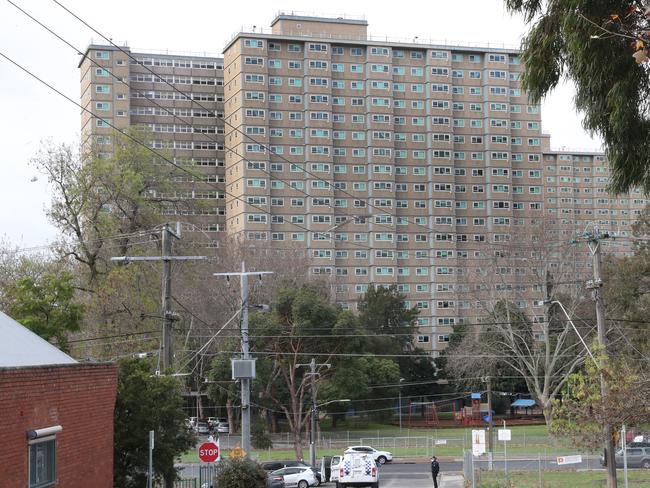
[198,441,219,462]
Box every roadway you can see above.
[177,457,610,486]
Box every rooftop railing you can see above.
[227,27,520,51]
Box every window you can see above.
[29,432,58,488]
[309,43,328,52]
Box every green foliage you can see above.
[358,285,419,354]
[505,0,650,194]
[214,458,268,488]
[208,284,421,456]
[113,358,196,488]
[603,205,650,355]
[251,417,273,449]
[550,347,650,449]
[32,128,193,281]
[7,270,82,352]
[321,355,401,420]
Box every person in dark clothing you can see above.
[431,456,440,488]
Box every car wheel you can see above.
[297,480,308,488]
[642,459,650,469]
[376,456,387,465]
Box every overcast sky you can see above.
[0,0,601,249]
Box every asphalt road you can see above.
[178,457,611,485]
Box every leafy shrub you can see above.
[215,458,267,488]
[251,419,273,449]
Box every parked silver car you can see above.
[601,447,650,468]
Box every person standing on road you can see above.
[431,455,440,488]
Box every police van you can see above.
[335,451,379,488]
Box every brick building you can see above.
[0,311,117,488]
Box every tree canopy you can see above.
[506,0,650,193]
[7,269,82,352]
[113,358,195,488]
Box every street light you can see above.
[398,378,405,431]
[543,299,598,366]
[317,398,351,409]
[311,399,350,466]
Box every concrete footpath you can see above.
[440,473,465,487]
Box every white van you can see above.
[336,451,379,488]
[329,455,342,482]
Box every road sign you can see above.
[557,455,582,465]
[198,440,220,463]
[229,444,247,459]
[498,429,511,441]
[435,439,447,445]
[472,429,486,456]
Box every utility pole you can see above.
[486,376,494,470]
[579,228,617,488]
[148,430,154,488]
[214,262,272,457]
[161,225,174,369]
[297,358,330,467]
[398,386,402,432]
[111,223,206,371]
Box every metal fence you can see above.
[463,450,476,488]
[173,464,219,488]
[208,429,586,457]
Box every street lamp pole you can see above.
[297,358,331,466]
[399,378,404,431]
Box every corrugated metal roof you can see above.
[0,311,77,367]
[511,399,536,408]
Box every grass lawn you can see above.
[477,470,650,487]
[178,424,585,464]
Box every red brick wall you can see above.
[0,363,117,488]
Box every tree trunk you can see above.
[271,412,279,433]
[198,392,204,420]
[293,426,304,461]
[541,398,553,425]
[164,474,174,488]
[227,398,236,433]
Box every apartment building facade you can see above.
[79,45,227,240]
[222,14,552,352]
[79,14,645,353]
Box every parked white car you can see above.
[337,451,379,487]
[271,466,317,488]
[344,446,393,465]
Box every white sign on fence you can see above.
[557,455,582,465]
[472,429,486,456]
[435,439,447,445]
[498,429,511,441]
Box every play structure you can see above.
[404,401,440,427]
[453,393,486,426]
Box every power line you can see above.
[10,1,420,246]
[64,329,160,344]
[183,348,650,360]
[0,49,386,258]
[45,0,600,252]
[0,229,162,255]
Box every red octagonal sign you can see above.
[198,441,219,463]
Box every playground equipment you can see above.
[405,401,439,427]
